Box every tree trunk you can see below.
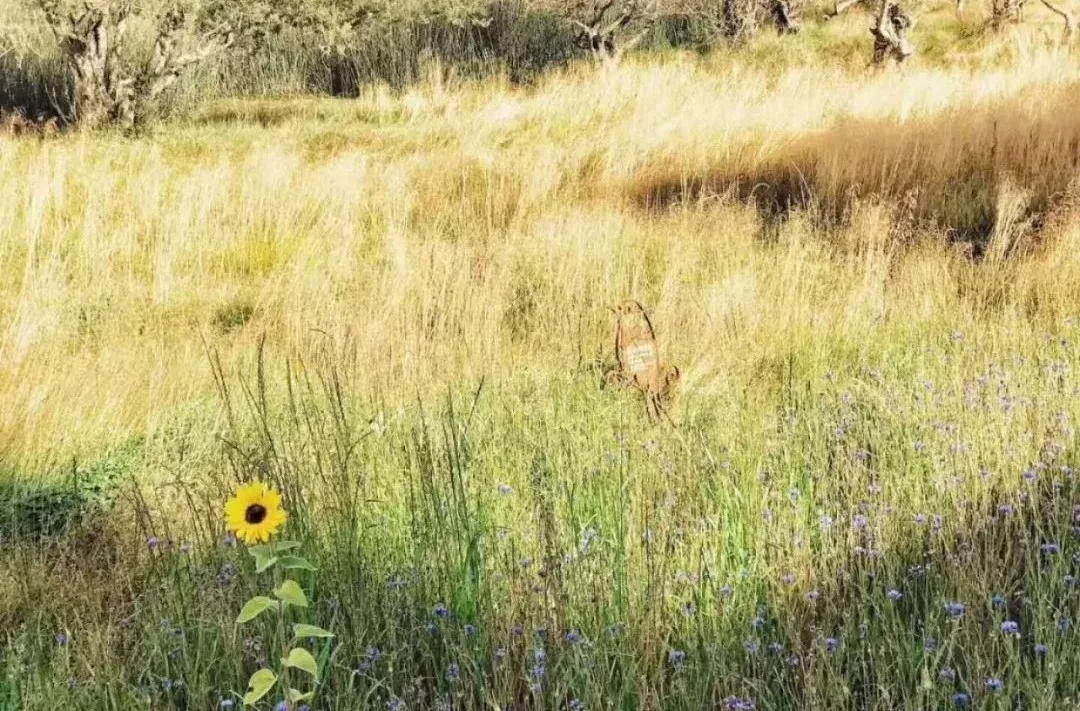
[871,0,914,64]
[58,11,135,129]
[723,0,760,40]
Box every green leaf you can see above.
[279,555,317,571]
[255,554,279,573]
[236,596,277,624]
[292,623,334,640]
[247,544,273,559]
[274,540,302,552]
[282,647,319,677]
[274,579,308,608]
[288,688,314,703]
[242,668,277,705]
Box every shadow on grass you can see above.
[630,82,1080,253]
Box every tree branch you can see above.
[1039,0,1075,38]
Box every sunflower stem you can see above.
[270,540,294,709]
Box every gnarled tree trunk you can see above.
[45,4,134,127]
[871,0,914,64]
[38,0,241,129]
[568,0,652,67]
[771,0,800,33]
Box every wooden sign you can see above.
[605,300,680,421]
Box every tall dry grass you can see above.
[1,45,1079,469]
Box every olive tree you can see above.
[561,0,657,67]
[35,0,368,128]
[692,0,800,42]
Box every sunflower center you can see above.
[244,504,268,525]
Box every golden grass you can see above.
[2,42,1080,471]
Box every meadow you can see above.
[3,1,1080,708]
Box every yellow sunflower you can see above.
[224,481,287,545]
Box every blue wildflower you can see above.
[991,594,1006,608]
[497,483,512,495]
[668,649,687,666]
[681,601,697,616]
[824,637,838,653]
[433,603,449,619]
[887,589,903,602]
[446,663,460,682]
[781,573,795,585]
[939,667,955,682]
[1041,543,1061,555]
[1035,643,1049,656]
[366,645,382,661]
[913,514,927,525]
[274,701,288,711]
[743,639,759,655]
[1001,621,1019,635]
[806,590,821,602]
[565,630,582,643]
[853,515,868,530]
[147,536,159,550]
[944,602,966,618]
[463,624,477,637]
[953,692,970,707]
[220,700,234,710]
[1058,617,1072,633]
[751,616,765,630]
[55,633,68,646]
[723,697,755,710]
[820,516,834,531]
[985,678,1003,692]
